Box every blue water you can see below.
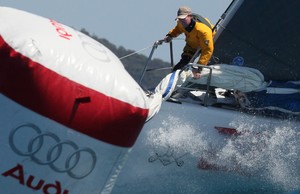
[112,115,300,194]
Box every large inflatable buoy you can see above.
[0,7,150,147]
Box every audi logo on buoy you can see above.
[8,123,97,179]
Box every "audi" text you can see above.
[2,163,69,194]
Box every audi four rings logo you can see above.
[9,123,97,179]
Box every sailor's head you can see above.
[176,6,192,21]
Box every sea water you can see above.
[113,114,300,194]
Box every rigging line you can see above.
[119,44,153,60]
[119,38,185,60]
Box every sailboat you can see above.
[0,0,300,193]
[111,0,300,193]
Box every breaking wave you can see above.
[146,115,300,192]
[146,115,209,157]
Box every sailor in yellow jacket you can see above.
[164,6,215,72]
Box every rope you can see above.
[119,44,154,60]
[118,38,185,60]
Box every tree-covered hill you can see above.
[81,29,172,90]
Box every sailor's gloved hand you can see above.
[191,65,203,73]
[191,65,203,79]
[164,35,173,43]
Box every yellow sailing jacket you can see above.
[168,19,214,65]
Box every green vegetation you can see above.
[80,29,172,90]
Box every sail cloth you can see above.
[155,64,300,114]
[213,0,300,81]
[185,64,267,92]
[155,64,267,100]
[0,6,152,147]
[155,71,182,100]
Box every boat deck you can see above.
[167,85,300,121]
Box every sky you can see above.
[1,0,232,62]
